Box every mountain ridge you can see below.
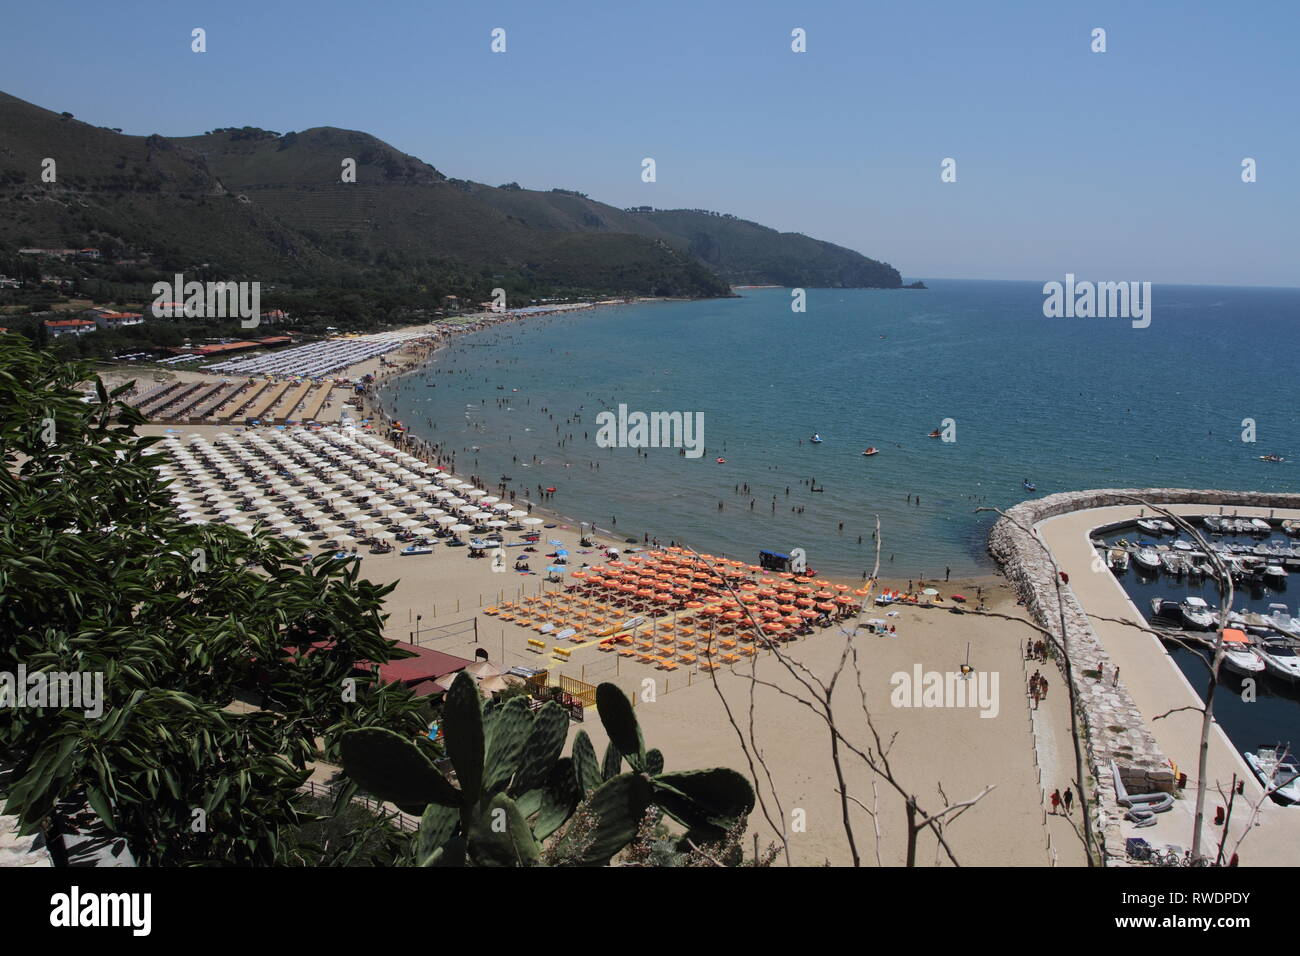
[0,91,904,297]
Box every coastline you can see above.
[365,306,1006,594]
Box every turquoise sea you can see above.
[380,280,1300,579]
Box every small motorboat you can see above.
[1258,455,1285,463]
[1150,597,1182,621]
[862,447,879,456]
[928,429,942,438]
[715,457,727,463]
[1161,552,1189,576]
[1250,518,1272,534]
[1265,564,1289,581]
[1108,547,1130,572]
[401,544,434,556]
[1258,636,1300,681]
[1137,519,1166,535]
[1133,547,1161,572]
[810,434,824,443]
[1022,479,1036,491]
[1179,596,1216,630]
[1267,604,1300,640]
[1243,745,1300,804]
[1172,539,1194,552]
[1219,628,1266,675]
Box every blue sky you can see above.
[3,0,1296,286]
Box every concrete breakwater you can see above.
[987,487,1300,864]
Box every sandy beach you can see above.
[138,400,1087,865]
[106,301,1100,867]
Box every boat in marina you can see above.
[1265,564,1289,581]
[1220,628,1267,675]
[1150,597,1183,621]
[1244,746,1300,804]
[1161,552,1190,576]
[1258,636,1300,681]
[1251,518,1273,534]
[1137,519,1164,535]
[1282,519,1300,536]
[1268,604,1300,640]
[1108,547,1130,571]
[1134,547,1162,572]
[1179,596,1216,630]
[1203,515,1223,532]
[1172,539,1194,552]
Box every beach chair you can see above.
[678,653,697,664]
[721,653,741,664]
[598,640,616,653]
[657,659,679,672]
[699,661,719,672]
[738,646,756,657]
[526,638,546,654]
[636,653,656,665]
[483,606,500,616]
[720,638,737,649]
[618,648,637,658]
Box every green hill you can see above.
[0,91,902,297]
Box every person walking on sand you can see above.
[1063,788,1073,814]
[1050,790,1062,814]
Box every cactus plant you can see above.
[337,674,755,866]
[340,672,559,866]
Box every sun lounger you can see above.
[526,638,546,653]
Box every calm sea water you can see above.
[382,280,1300,579]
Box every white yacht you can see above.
[1179,596,1215,630]
[1134,547,1161,572]
[1243,746,1300,804]
[1258,636,1300,681]
[1268,604,1300,640]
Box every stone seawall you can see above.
[987,488,1300,865]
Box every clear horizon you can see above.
[2,0,1297,288]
